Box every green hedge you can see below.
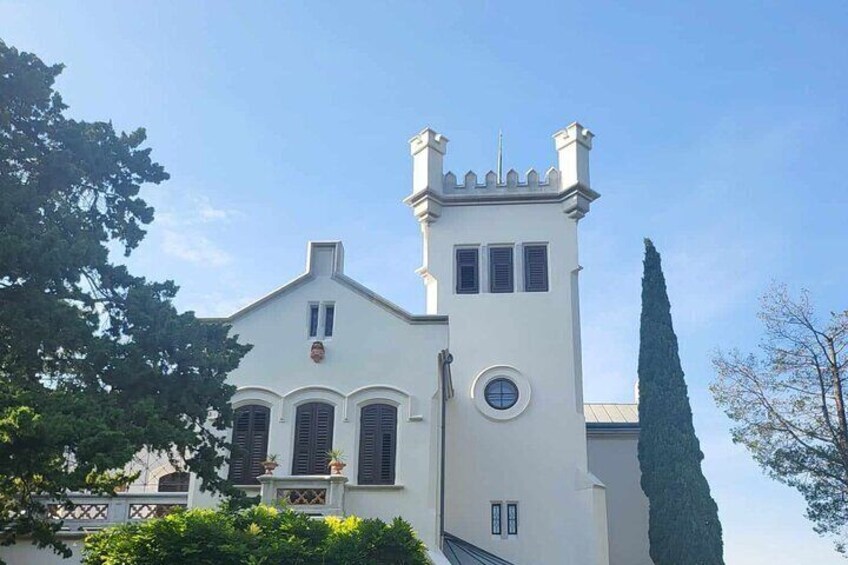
[82,505,429,565]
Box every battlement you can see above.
[443,167,560,195]
[406,123,599,223]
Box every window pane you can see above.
[484,378,519,410]
[489,247,514,293]
[507,503,518,535]
[524,245,548,292]
[324,305,334,337]
[491,503,502,535]
[308,304,319,337]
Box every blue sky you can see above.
[3,1,848,562]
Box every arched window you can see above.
[291,402,334,475]
[358,403,397,485]
[228,404,270,485]
[157,471,190,493]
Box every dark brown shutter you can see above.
[489,247,514,293]
[292,402,335,475]
[157,472,190,493]
[358,404,397,485]
[524,244,549,292]
[228,405,269,485]
[455,248,479,294]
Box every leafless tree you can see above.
[712,285,848,554]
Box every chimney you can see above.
[553,122,594,189]
[306,241,344,277]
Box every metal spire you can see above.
[497,130,503,184]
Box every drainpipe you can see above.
[438,349,454,549]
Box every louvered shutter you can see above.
[228,405,269,485]
[489,247,514,293]
[313,403,334,473]
[524,245,549,292]
[455,248,479,294]
[358,404,397,485]
[292,402,335,475]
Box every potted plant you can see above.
[327,449,346,475]
[261,454,279,475]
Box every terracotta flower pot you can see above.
[329,460,346,475]
[261,461,279,474]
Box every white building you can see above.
[2,123,651,565]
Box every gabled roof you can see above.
[443,533,514,565]
[201,241,448,326]
[584,403,639,432]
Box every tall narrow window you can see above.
[489,247,514,293]
[292,402,334,475]
[228,405,270,485]
[358,404,398,485]
[456,248,479,294]
[524,244,549,292]
[324,305,335,337]
[507,503,518,535]
[491,503,502,535]
[308,304,320,337]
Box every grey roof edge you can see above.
[585,422,640,434]
[332,272,448,325]
[198,272,448,326]
[403,181,600,208]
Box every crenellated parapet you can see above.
[405,122,600,224]
[443,167,560,194]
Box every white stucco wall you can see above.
[188,242,449,550]
[423,200,599,564]
[587,431,652,565]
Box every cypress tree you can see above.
[637,239,724,565]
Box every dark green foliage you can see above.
[82,505,430,565]
[637,239,724,565]
[0,39,251,559]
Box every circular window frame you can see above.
[471,366,531,421]
[484,378,519,410]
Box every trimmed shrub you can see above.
[82,505,429,565]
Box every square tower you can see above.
[406,125,607,564]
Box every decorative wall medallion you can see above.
[310,341,325,363]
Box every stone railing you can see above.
[258,474,348,516]
[45,492,188,531]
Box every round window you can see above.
[484,378,519,410]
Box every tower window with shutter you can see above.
[358,403,398,485]
[228,405,270,485]
[455,248,479,294]
[523,244,549,292]
[292,402,335,475]
[488,246,514,293]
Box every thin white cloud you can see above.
[162,230,232,267]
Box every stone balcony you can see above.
[257,473,348,516]
[45,492,188,532]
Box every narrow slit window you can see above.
[324,305,335,337]
[491,503,502,536]
[507,503,518,535]
[455,248,479,294]
[489,247,514,293]
[524,244,549,292]
[308,304,319,337]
